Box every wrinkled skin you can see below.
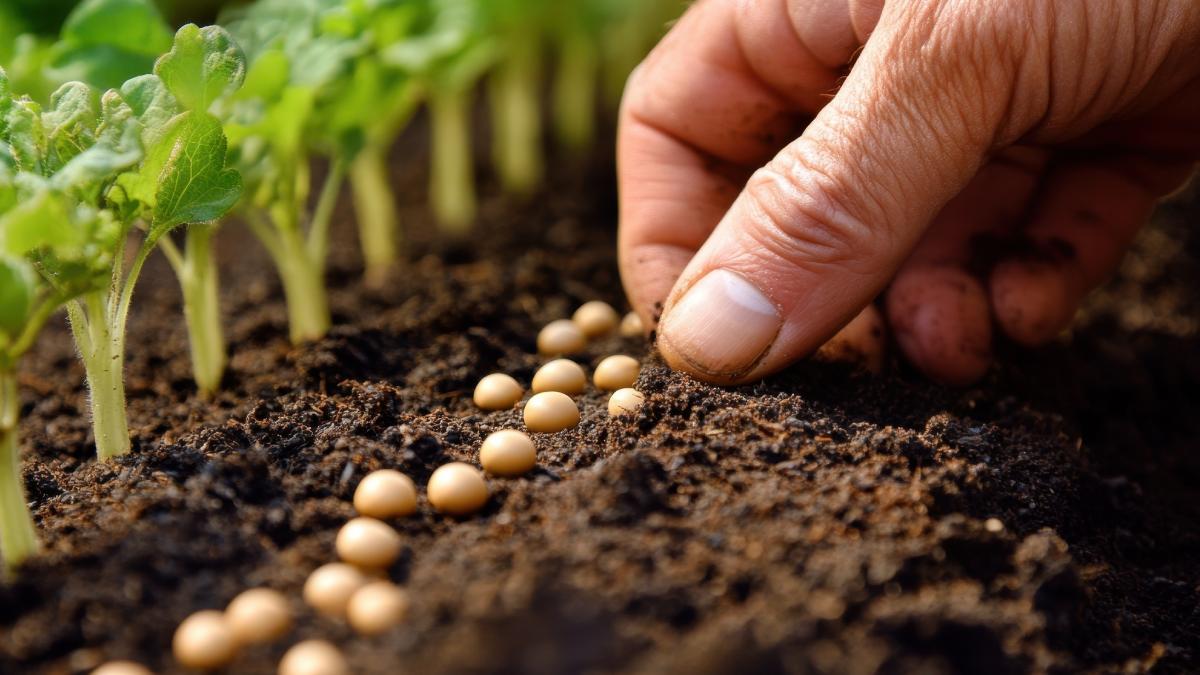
[618,0,1200,385]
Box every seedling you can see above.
[532,358,587,395]
[523,391,579,432]
[427,462,489,516]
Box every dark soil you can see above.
[1,132,1198,674]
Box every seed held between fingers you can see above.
[347,581,411,635]
[278,640,349,675]
[479,429,537,476]
[608,388,645,416]
[304,563,368,617]
[225,588,292,645]
[173,610,238,671]
[473,373,524,410]
[593,355,640,391]
[537,319,587,356]
[354,469,418,519]
[532,359,587,395]
[523,391,580,432]
[573,301,619,337]
[427,462,489,515]
[92,662,153,675]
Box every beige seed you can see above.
[427,462,489,516]
[608,388,645,417]
[523,391,580,432]
[278,640,348,675]
[336,517,402,569]
[531,359,587,395]
[572,301,619,338]
[619,311,644,337]
[303,563,367,617]
[813,304,885,374]
[353,469,418,519]
[593,355,640,391]
[479,429,537,476]
[537,319,586,356]
[473,373,524,410]
[92,662,153,675]
[225,588,292,645]
[346,581,411,636]
[173,610,238,671]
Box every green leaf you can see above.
[52,0,173,90]
[239,49,290,101]
[3,98,46,176]
[41,82,99,174]
[119,74,181,149]
[0,187,81,256]
[149,112,243,233]
[0,256,35,341]
[155,24,247,113]
[50,90,142,199]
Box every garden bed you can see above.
[1,141,1198,674]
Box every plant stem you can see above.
[429,86,476,235]
[350,148,400,284]
[275,218,330,345]
[166,227,227,397]
[0,369,37,573]
[490,37,543,196]
[554,30,598,153]
[71,292,131,461]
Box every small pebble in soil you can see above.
[531,358,587,395]
[173,610,238,671]
[336,517,402,569]
[608,388,646,416]
[428,462,489,515]
[573,301,619,337]
[479,429,537,476]
[473,373,524,410]
[354,469,418,518]
[537,319,586,356]
[278,640,349,675]
[346,581,411,636]
[593,355,640,391]
[304,563,368,617]
[619,311,644,337]
[523,391,580,432]
[92,662,152,675]
[225,588,292,645]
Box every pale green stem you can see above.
[490,38,543,196]
[0,369,38,574]
[276,223,330,344]
[554,30,599,153]
[429,87,476,234]
[305,159,347,266]
[164,228,227,397]
[350,148,401,284]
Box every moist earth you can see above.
[0,135,1197,674]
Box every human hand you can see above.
[618,0,1200,385]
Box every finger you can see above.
[887,149,1047,385]
[656,2,1021,384]
[618,0,875,327]
[991,154,1197,345]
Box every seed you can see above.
[619,312,644,337]
[92,662,152,675]
[225,588,292,645]
[353,469,418,519]
[173,610,238,671]
[336,517,402,569]
[473,373,524,410]
[531,359,586,395]
[608,388,645,416]
[537,319,586,356]
[593,355,640,391]
[479,429,537,476]
[523,391,580,432]
[303,563,367,617]
[572,301,619,337]
[814,305,885,374]
[984,518,1004,533]
[278,640,348,675]
[427,462,489,516]
[346,581,411,636]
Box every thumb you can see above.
[656,1,1023,384]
